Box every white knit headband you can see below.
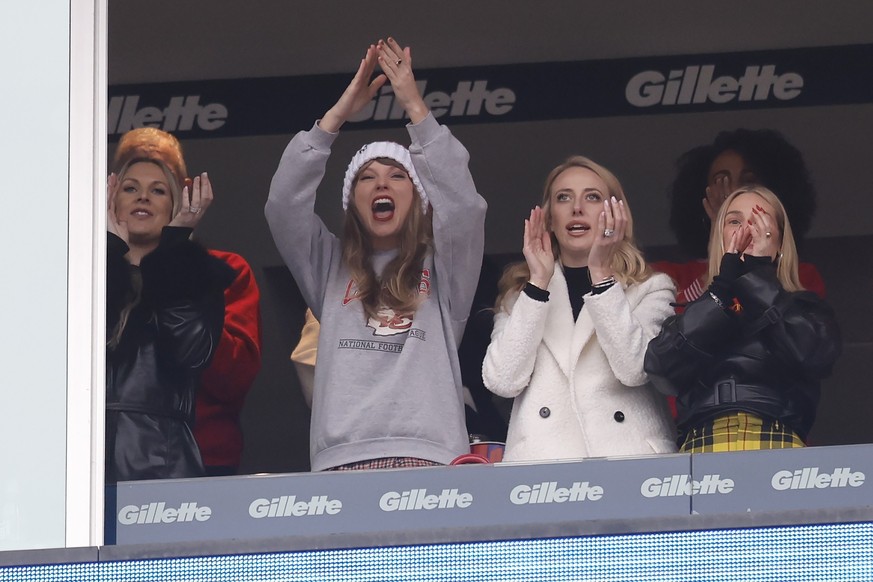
[341,141,429,212]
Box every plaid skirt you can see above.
[680,412,805,453]
[327,457,442,471]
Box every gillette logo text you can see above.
[350,80,515,123]
[771,467,865,490]
[641,474,734,497]
[626,65,803,107]
[109,95,228,135]
[118,502,211,525]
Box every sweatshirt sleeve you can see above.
[407,114,487,339]
[482,291,549,398]
[585,273,676,387]
[265,123,340,318]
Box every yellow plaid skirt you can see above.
[680,412,805,453]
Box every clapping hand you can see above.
[169,173,213,229]
[321,44,387,133]
[376,37,429,124]
[523,206,555,290]
[587,196,626,284]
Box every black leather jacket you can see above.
[645,260,841,444]
[106,228,233,482]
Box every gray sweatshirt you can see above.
[266,114,487,471]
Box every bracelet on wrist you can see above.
[591,275,616,289]
[708,290,726,310]
[523,282,550,302]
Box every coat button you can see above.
[613,411,625,422]
[539,407,551,418]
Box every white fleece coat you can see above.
[483,267,678,462]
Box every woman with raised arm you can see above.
[482,156,676,462]
[645,186,841,452]
[106,159,233,482]
[265,39,486,471]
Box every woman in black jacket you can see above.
[106,158,232,482]
[645,186,840,452]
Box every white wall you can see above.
[0,1,71,551]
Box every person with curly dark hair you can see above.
[653,129,825,305]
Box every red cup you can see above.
[469,441,505,463]
[450,453,489,465]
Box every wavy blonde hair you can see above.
[497,155,652,311]
[706,185,803,291]
[342,158,433,320]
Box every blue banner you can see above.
[108,44,873,140]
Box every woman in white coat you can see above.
[483,156,677,462]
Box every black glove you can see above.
[709,252,745,309]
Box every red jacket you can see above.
[194,250,262,470]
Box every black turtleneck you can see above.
[563,266,592,321]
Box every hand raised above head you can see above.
[376,37,429,124]
[321,44,387,133]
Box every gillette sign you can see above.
[118,501,211,525]
[109,95,228,135]
[108,45,870,140]
[349,80,515,123]
[108,80,514,137]
[625,64,803,107]
[771,467,865,491]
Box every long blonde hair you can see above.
[342,158,434,319]
[496,156,652,310]
[107,158,184,348]
[706,185,803,291]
